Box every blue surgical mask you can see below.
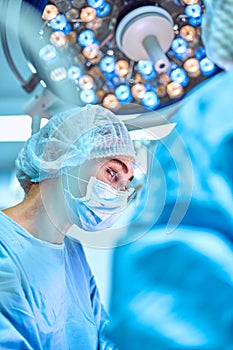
[64,176,135,231]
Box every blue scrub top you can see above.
[109,225,233,349]
[0,211,114,349]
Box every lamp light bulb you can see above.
[42,4,59,21]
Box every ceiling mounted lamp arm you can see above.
[0,0,40,93]
[123,102,179,132]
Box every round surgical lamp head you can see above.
[17,0,221,114]
[116,6,174,74]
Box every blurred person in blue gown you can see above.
[107,0,233,349]
[0,105,136,349]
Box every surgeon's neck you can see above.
[2,178,71,244]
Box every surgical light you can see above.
[200,57,216,76]
[142,91,160,110]
[80,89,97,103]
[3,0,221,115]
[170,67,189,86]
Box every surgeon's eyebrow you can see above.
[109,159,134,181]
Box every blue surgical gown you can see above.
[109,224,233,349]
[0,211,115,349]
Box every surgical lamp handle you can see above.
[143,35,170,73]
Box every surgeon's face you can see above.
[76,156,135,196]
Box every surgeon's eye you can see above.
[106,168,118,179]
[106,168,124,189]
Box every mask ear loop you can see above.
[64,163,136,201]
[64,172,89,184]
[63,170,122,196]
[64,168,118,186]
[63,171,90,199]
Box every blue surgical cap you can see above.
[16,105,135,191]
